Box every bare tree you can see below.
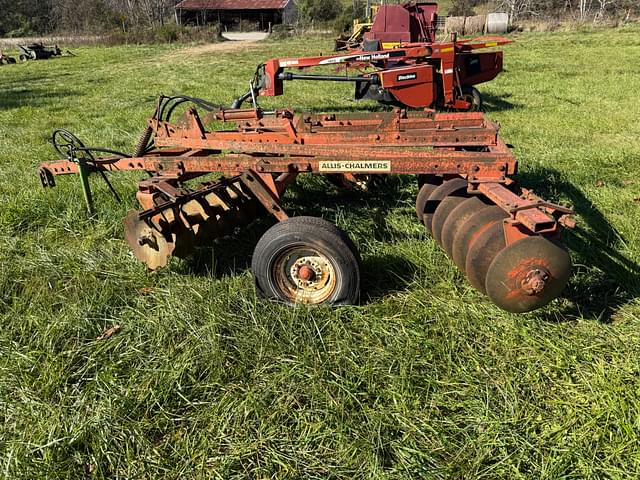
[497,0,534,21]
[106,0,177,29]
[594,0,618,19]
[578,0,594,19]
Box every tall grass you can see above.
[1,26,639,478]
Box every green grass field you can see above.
[1,26,640,478]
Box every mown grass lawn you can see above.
[1,26,640,479]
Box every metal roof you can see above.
[175,0,290,10]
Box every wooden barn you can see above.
[175,0,297,31]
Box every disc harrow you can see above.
[123,176,261,270]
[38,95,575,312]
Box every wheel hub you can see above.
[520,268,550,295]
[273,247,338,304]
[138,229,159,249]
[296,264,316,282]
[290,256,326,288]
[484,236,572,313]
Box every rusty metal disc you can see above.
[465,221,506,294]
[440,196,489,258]
[124,210,176,270]
[431,194,468,246]
[485,236,572,313]
[423,178,468,233]
[451,205,507,273]
[415,176,442,223]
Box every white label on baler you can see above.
[319,161,391,172]
[397,73,418,81]
[319,53,391,65]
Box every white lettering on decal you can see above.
[319,161,392,172]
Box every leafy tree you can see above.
[448,0,478,16]
[296,0,343,24]
[0,0,54,36]
[334,0,365,33]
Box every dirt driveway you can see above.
[221,32,270,41]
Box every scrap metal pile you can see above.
[38,95,575,312]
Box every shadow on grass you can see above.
[175,170,638,319]
[481,92,522,113]
[176,176,421,300]
[362,254,418,301]
[178,218,271,277]
[0,86,78,110]
[518,169,640,323]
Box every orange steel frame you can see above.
[38,106,573,244]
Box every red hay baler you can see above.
[232,35,511,112]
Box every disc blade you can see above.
[465,221,506,294]
[486,236,572,313]
[451,205,507,272]
[415,176,442,222]
[431,194,468,246]
[440,196,489,258]
[423,178,468,233]
[124,210,175,270]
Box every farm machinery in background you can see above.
[0,43,72,65]
[336,1,439,51]
[0,50,17,65]
[233,1,510,112]
[38,95,575,313]
[232,35,510,112]
[17,43,73,62]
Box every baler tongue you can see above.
[38,96,574,312]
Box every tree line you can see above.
[450,0,635,21]
[0,0,178,36]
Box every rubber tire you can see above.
[460,86,482,112]
[19,55,28,62]
[252,216,361,305]
[7,57,16,64]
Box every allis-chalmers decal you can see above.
[319,161,392,172]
